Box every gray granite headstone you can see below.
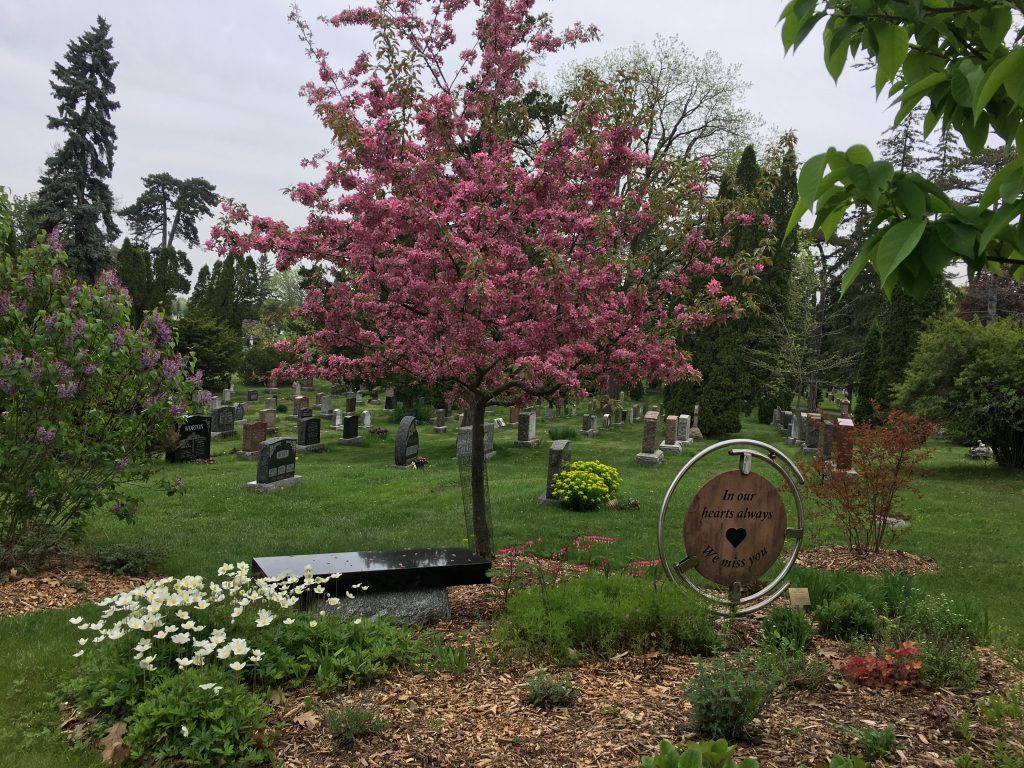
[320,395,332,418]
[394,416,419,466]
[581,414,598,437]
[434,408,447,434]
[515,411,538,448]
[259,408,277,433]
[222,388,232,404]
[678,414,693,446]
[541,440,571,502]
[636,411,664,466]
[212,406,236,438]
[247,389,259,402]
[361,410,371,428]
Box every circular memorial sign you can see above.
[682,469,787,586]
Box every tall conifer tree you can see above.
[31,17,120,280]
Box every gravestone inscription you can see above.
[166,415,212,462]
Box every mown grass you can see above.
[1,395,1021,766]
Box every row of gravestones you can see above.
[772,407,854,472]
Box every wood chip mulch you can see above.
[797,546,940,577]
[11,557,1021,767]
[0,559,147,618]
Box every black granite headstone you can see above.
[247,389,259,402]
[257,438,296,484]
[297,416,321,446]
[346,393,357,414]
[234,403,245,421]
[343,413,359,440]
[166,415,212,462]
[384,394,396,410]
[394,415,419,466]
[299,407,313,419]
[213,406,235,433]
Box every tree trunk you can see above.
[470,397,492,557]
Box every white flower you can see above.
[106,627,125,641]
[134,639,152,653]
[229,661,246,672]
[226,638,249,656]
[78,638,88,646]
[72,650,84,658]
[308,621,317,628]
[249,649,264,663]
[216,646,232,660]
[181,726,189,738]
[283,618,295,625]
[176,657,193,668]
[69,616,83,625]
[230,606,243,619]
[126,616,145,631]
[196,600,209,610]
[327,597,340,606]
[361,585,369,591]
[139,656,156,671]
[255,609,274,628]
[171,632,191,645]
[353,617,362,625]
[352,582,362,589]
[210,628,227,646]
[181,621,196,631]
[313,585,325,594]
[199,682,222,693]
[176,610,190,620]
[154,630,168,640]
[345,591,355,599]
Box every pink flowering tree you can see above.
[211,0,762,556]
[0,188,201,568]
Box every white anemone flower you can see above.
[176,657,193,668]
[69,616,83,625]
[229,661,246,672]
[171,632,191,645]
[255,609,274,628]
[226,638,249,656]
[72,650,84,658]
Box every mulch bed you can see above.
[0,559,147,618]
[796,546,940,577]
[8,557,1022,767]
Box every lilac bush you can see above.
[0,188,200,567]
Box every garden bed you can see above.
[0,558,147,617]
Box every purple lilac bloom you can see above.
[23,273,33,292]
[46,226,62,251]
[0,292,10,315]
[51,266,63,282]
[36,425,55,446]
[148,314,173,348]
[196,389,213,405]
[171,403,185,416]
[55,360,73,379]
[56,381,78,398]
[112,326,127,350]
[140,350,159,370]
[83,362,97,376]
[0,379,14,395]
[161,357,180,379]
[116,456,130,471]
[44,314,56,333]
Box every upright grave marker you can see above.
[339,413,364,446]
[514,411,538,448]
[166,415,212,462]
[297,412,325,452]
[540,439,571,503]
[434,408,447,434]
[248,438,303,492]
[581,414,598,437]
[211,406,236,439]
[635,411,664,466]
[237,420,268,460]
[660,414,682,455]
[394,416,419,467]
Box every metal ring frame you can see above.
[657,439,806,616]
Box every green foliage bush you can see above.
[496,572,719,664]
[523,671,580,708]
[638,739,760,767]
[885,594,982,692]
[0,195,199,568]
[124,667,271,767]
[815,593,879,641]
[754,640,831,692]
[174,311,241,393]
[897,315,1024,469]
[761,606,813,651]
[850,725,896,763]
[687,655,773,741]
[93,542,165,576]
[323,705,389,747]
[238,343,296,386]
[551,460,621,511]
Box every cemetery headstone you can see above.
[660,414,683,455]
[346,393,357,414]
[330,383,341,397]
[166,415,211,462]
[212,406,236,438]
[835,418,855,472]
[602,413,611,429]
[234,403,245,422]
[237,420,268,460]
[802,414,821,455]
[514,411,538,448]
[315,392,323,406]
[456,423,496,460]
[332,409,343,430]
[635,411,665,466]
[320,395,332,418]
[679,414,693,446]
[259,408,277,433]
[434,408,447,434]
[509,406,519,426]
[394,416,419,467]
[632,404,641,421]
[781,410,793,432]
[247,389,259,402]
[821,420,835,461]
[840,397,851,418]
[361,410,371,429]
[296,414,325,453]
[293,381,302,397]
[211,395,221,411]
[339,413,364,445]
[384,388,396,410]
[540,440,571,502]
[265,396,277,412]
[293,396,309,418]
[581,414,598,437]
[248,438,303,493]
[222,388,232,404]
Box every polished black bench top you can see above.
[252,547,491,593]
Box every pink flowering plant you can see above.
[210,0,767,557]
[0,189,200,568]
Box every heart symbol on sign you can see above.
[725,528,746,549]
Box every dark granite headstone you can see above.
[343,413,359,440]
[247,389,258,402]
[212,406,235,436]
[234,403,245,421]
[394,415,419,466]
[297,416,322,447]
[346,393,357,414]
[166,415,211,462]
[384,388,396,410]
[299,407,313,419]
[330,383,341,397]
[255,438,297,485]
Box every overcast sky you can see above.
[0,1,896,282]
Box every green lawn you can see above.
[1,399,1022,766]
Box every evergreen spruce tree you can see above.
[853,321,881,423]
[31,17,120,280]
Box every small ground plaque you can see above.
[788,587,811,608]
